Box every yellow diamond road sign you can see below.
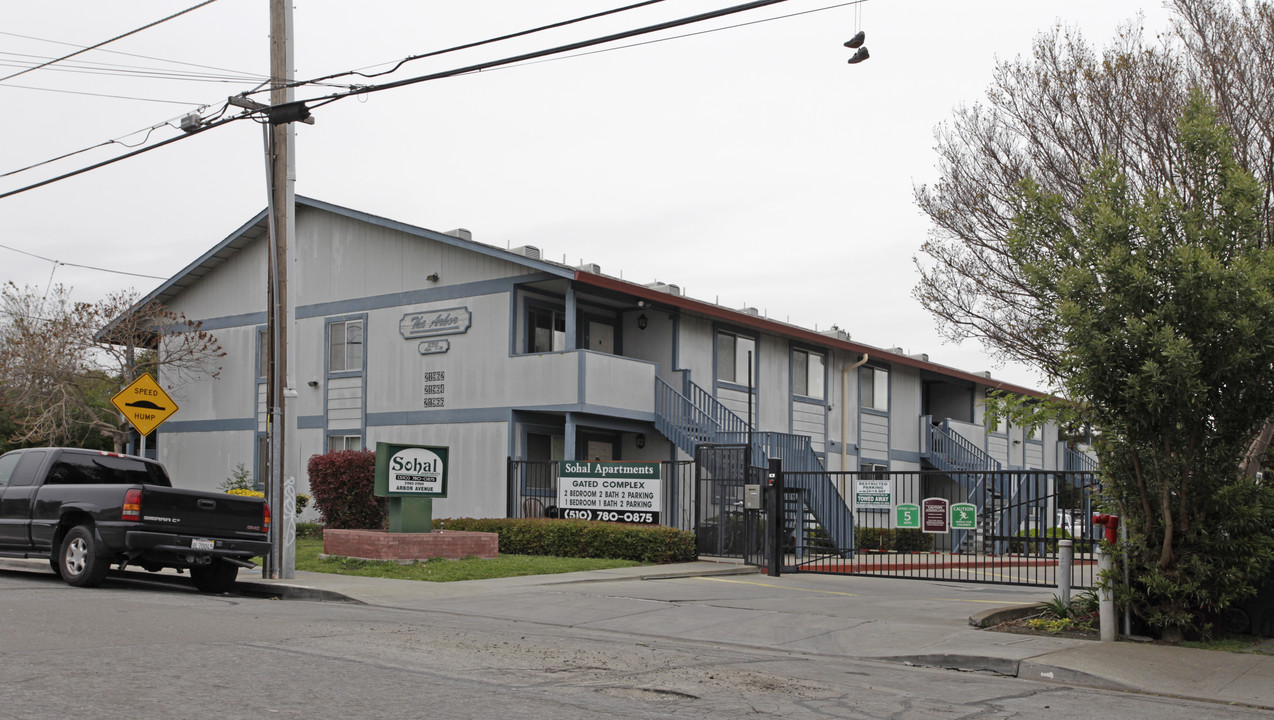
[111,373,178,436]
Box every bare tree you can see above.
[0,283,224,451]
[914,1,1274,384]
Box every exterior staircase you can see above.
[655,377,854,554]
[920,417,1003,554]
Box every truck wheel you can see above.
[190,560,238,593]
[59,525,109,588]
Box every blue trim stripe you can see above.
[162,418,256,433]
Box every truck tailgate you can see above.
[140,487,267,538]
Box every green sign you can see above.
[896,503,921,529]
[951,502,977,530]
[374,442,450,534]
[375,442,449,498]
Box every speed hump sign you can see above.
[111,373,179,436]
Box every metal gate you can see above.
[693,444,765,563]
[782,469,1100,588]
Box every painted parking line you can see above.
[694,576,858,597]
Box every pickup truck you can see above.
[0,447,271,593]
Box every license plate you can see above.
[191,538,215,551]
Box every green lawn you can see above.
[290,538,642,582]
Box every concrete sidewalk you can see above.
[231,561,1274,710]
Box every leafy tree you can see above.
[1004,91,1274,635]
[0,283,224,452]
[914,0,1274,386]
[912,0,1274,635]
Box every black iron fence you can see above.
[782,470,1100,588]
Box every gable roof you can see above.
[104,196,1045,397]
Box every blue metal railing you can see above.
[1064,446,1099,473]
[924,420,1002,473]
[923,420,1001,553]
[656,377,852,554]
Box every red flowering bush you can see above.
[306,449,385,529]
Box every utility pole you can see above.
[264,0,296,579]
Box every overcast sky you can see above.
[1,1,1175,390]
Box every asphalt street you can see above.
[2,560,1272,719]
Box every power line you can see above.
[298,0,799,109]
[0,53,262,84]
[1,0,808,201]
[0,81,209,106]
[0,113,244,201]
[0,242,168,280]
[288,0,669,91]
[1,1,672,183]
[0,29,267,82]
[509,0,867,72]
[0,0,221,84]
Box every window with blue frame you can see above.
[793,349,825,399]
[860,365,888,411]
[528,306,566,353]
[328,319,363,373]
[717,331,756,385]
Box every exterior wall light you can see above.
[635,433,646,449]
[637,313,648,330]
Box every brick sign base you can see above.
[322,529,498,562]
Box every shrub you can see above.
[855,528,934,552]
[1010,527,1071,554]
[224,487,310,515]
[220,463,254,492]
[306,449,385,529]
[435,517,696,564]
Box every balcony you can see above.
[508,350,656,416]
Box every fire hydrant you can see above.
[1092,513,1120,543]
[1091,513,1120,642]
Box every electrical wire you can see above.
[0,242,168,280]
[0,81,210,106]
[299,0,798,110]
[0,29,267,83]
[0,53,262,84]
[506,0,867,72]
[286,0,668,91]
[0,1,674,182]
[0,0,222,84]
[0,0,820,201]
[0,113,244,201]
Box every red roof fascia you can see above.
[573,271,1043,397]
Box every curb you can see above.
[968,603,1044,628]
[234,580,365,603]
[1016,659,1135,691]
[879,653,1021,677]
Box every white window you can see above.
[860,366,889,411]
[860,462,888,478]
[528,307,566,353]
[717,331,756,385]
[255,435,269,491]
[327,434,362,452]
[256,327,268,379]
[329,319,363,372]
[793,349,825,399]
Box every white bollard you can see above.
[1098,548,1116,642]
[1057,539,1073,606]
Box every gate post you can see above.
[767,458,783,577]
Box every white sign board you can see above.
[557,461,662,525]
[854,478,892,509]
